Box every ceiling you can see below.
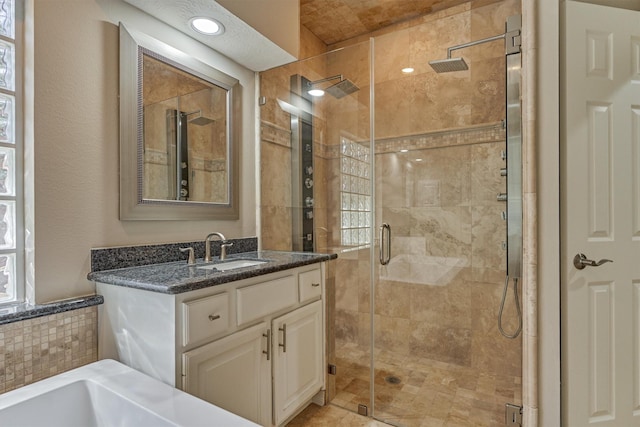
[122,0,475,70]
[300,0,470,45]
[123,0,297,71]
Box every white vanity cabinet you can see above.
[97,262,326,427]
[182,322,271,425]
[272,300,323,425]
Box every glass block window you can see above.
[340,137,371,247]
[0,0,20,304]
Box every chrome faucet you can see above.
[204,232,233,262]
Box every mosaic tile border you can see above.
[374,122,505,154]
[265,122,506,161]
[0,305,98,394]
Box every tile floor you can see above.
[290,341,521,427]
[287,404,390,427]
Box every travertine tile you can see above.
[0,306,98,394]
[267,2,526,425]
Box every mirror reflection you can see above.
[142,53,229,203]
[119,23,240,220]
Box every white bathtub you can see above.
[0,359,259,427]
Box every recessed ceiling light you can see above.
[189,17,225,35]
[400,149,408,153]
[415,158,423,162]
[308,89,325,97]
[402,67,414,74]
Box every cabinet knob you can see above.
[208,314,221,321]
[311,283,320,287]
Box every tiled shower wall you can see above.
[0,306,98,393]
[334,125,521,378]
[259,0,522,389]
[260,0,521,249]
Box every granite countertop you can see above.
[87,250,337,295]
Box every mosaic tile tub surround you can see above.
[0,305,98,394]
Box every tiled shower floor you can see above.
[290,341,522,427]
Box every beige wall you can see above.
[32,0,257,303]
[259,0,522,395]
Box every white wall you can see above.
[32,0,257,303]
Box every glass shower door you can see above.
[369,5,522,425]
[259,41,374,417]
[259,2,523,423]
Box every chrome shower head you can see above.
[324,78,359,99]
[188,115,215,126]
[184,110,215,126]
[307,74,360,99]
[429,57,469,73]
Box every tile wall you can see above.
[259,0,522,395]
[0,306,98,393]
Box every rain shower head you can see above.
[307,74,360,99]
[184,110,215,126]
[324,78,359,99]
[429,57,469,73]
[430,32,509,73]
[189,115,215,126]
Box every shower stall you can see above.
[259,2,522,425]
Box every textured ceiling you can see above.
[300,0,470,45]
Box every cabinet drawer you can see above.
[237,275,297,326]
[298,269,322,303]
[182,292,230,346]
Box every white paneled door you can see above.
[562,1,640,426]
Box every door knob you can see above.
[573,253,613,270]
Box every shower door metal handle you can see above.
[379,223,391,265]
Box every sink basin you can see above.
[198,260,268,272]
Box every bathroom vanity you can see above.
[89,250,335,427]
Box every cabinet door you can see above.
[182,322,271,426]
[272,300,323,425]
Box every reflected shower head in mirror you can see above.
[184,110,215,126]
[189,116,215,126]
[429,57,469,73]
[307,74,360,99]
[324,78,359,98]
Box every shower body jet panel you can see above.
[290,74,315,252]
[165,109,190,201]
[177,111,190,201]
[428,14,524,338]
[501,14,523,339]
[505,15,523,283]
